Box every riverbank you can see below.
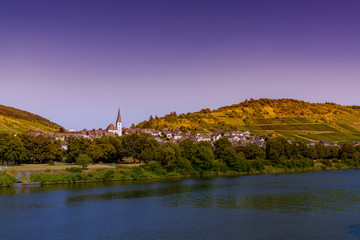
[0,161,354,188]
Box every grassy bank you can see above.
[0,160,355,187]
[0,173,16,187]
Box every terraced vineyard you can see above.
[136,98,360,143]
[0,105,62,134]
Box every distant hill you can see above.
[0,104,62,134]
[136,98,360,143]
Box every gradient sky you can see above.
[1,0,359,130]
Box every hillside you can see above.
[135,98,360,143]
[0,104,62,134]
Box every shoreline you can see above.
[2,167,352,188]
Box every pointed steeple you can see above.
[116,108,122,123]
[116,108,122,136]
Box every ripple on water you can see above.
[348,225,360,238]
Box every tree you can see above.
[67,137,91,162]
[0,133,13,164]
[121,134,141,158]
[93,137,116,162]
[179,139,196,161]
[326,146,339,159]
[34,135,61,163]
[107,136,124,161]
[221,146,239,169]
[214,137,233,159]
[17,134,62,164]
[192,142,215,172]
[155,142,182,170]
[339,143,356,160]
[214,137,247,171]
[87,142,103,163]
[76,154,92,169]
[315,144,325,159]
[2,136,26,164]
[266,137,292,165]
[237,143,265,160]
[121,134,159,161]
[156,145,177,169]
[140,147,156,163]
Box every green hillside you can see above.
[0,104,62,134]
[136,98,360,143]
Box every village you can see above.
[28,125,264,147]
[27,109,360,149]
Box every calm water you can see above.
[1,170,360,240]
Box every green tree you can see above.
[156,145,177,169]
[76,154,92,169]
[140,147,157,163]
[214,137,247,171]
[107,136,124,161]
[237,143,265,160]
[0,133,13,164]
[18,134,62,163]
[87,142,103,163]
[214,137,233,160]
[2,136,26,164]
[315,144,325,159]
[266,137,292,165]
[179,139,196,161]
[93,137,116,162]
[155,142,184,170]
[67,137,91,162]
[121,134,159,161]
[339,143,356,160]
[192,141,215,172]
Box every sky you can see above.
[0,0,359,130]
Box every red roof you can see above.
[106,123,116,131]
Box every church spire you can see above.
[116,108,122,123]
[116,108,122,136]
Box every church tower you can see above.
[116,108,122,136]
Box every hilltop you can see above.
[0,104,62,134]
[135,98,360,143]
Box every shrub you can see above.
[104,170,115,179]
[233,160,250,172]
[251,159,265,171]
[130,167,145,179]
[320,159,332,167]
[48,160,55,166]
[144,162,168,176]
[67,167,82,173]
[214,159,228,172]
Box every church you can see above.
[105,108,122,136]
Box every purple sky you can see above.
[1,0,359,130]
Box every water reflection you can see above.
[66,183,221,203]
[66,181,360,216]
[0,178,182,195]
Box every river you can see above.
[0,170,360,239]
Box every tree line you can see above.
[1,132,360,173]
